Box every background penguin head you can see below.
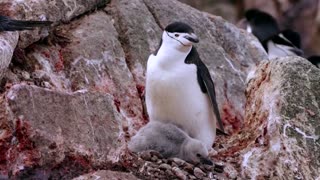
[244,9,280,42]
[162,21,199,50]
[182,138,213,165]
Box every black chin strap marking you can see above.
[166,31,188,46]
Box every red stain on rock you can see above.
[0,3,14,16]
[14,155,94,179]
[135,84,145,98]
[0,130,12,175]
[14,120,34,150]
[6,119,40,176]
[114,99,121,113]
[55,50,65,72]
[46,155,95,179]
[41,51,51,58]
[222,103,242,132]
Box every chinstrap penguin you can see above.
[264,29,304,59]
[0,15,52,32]
[128,121,213,165]
[244,9,303,59]
[145,21,224,150]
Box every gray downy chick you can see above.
[128,121,213,165]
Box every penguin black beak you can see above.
[184,33,199,43]
[200,157,213,165]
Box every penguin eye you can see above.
[196,153,201,157]
[174,34,179,37]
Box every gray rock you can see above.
[0,0,109,48]
[5,84,122,175]
[26,11,144,135]
[237,57,320,179]
[0,32,18,82]
[0,0,111,81]
[110,0,162,86]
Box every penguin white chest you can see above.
[146,55,215,144]
[267,41,297,59]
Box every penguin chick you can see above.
[146,21,225,150]
[0,15,52,32]
[128,121,213,165]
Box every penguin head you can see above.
[244,9,279,42]
[162,22,199,51]
[183,139,213,165]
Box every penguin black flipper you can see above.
[185,47,226,135]
[0,15,52,32]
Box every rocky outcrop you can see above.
[0,0,319,179]
[0,0,110,82]
[3,84,122,178]
[0,32,18,84]
[218,57,320,179]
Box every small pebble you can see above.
[172,157,186,166]
[171,162,178,167]
[42,81,52,88]
[203,164,214,171]
[21,71,31,80]
[151,156,158,162]
[159,163,171,170]
[214,164,224,173]
[150,150,163,158]
[183,162,194,173]
[223,163,237,178]
[172,167,187,180]
[194,167,206,179]
[165,169,174,177]
[140,151,152,161]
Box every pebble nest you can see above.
[121,150,227,180]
